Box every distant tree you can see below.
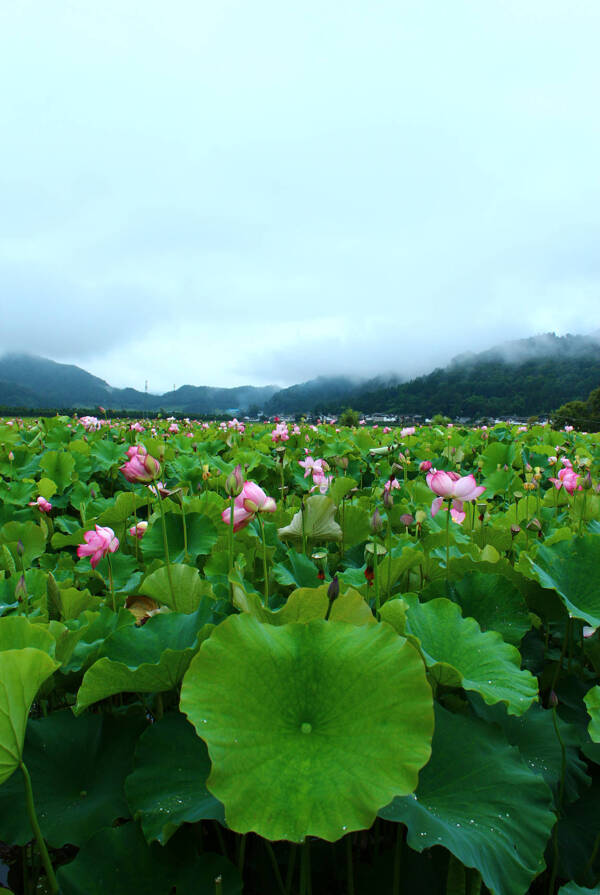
[338,407,360,427]
[553,386,600,431]
[431,413,451,426]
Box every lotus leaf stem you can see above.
[20,761,58,895]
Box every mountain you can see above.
[298,333,600,419]
[1,332,599,419]
[0,353,278,414]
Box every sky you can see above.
[1,1,600,393]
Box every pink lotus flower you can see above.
[221,481,277,532]
[120,444,161,483]
[549,467,581,494]
[310,470,332,494]
[128,521,148,539]
[401,426,415,437]
[29,496,52,513]
[426,469,485,523]
[419,460,433,472]
[383,477,401,496]
[77,525,119,569]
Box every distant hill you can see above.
[1,332,599,419]
[0,353,278,414]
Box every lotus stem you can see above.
[180,496,189,562]
[285,843,297,895]
[228,495,235,599]
[346,834,355,895]
[264,841,287,895]
[20,761,58,895]
[300,838,311,895]
[392,824,404,895]
[156,494,175,605]
[257,515,269,606]
[548,704,567,895]
[107,554,116,613]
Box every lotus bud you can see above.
[225,464,244,498]
[526,517,541,532]
[548,690,559,708]
[399,513,414,527]
[327,575,340,603]
[8,451,14,461]
[15,574,27,603]
[415,510,427,526]
[510,525,521,539]
[370,509,384,534]
[581,471,593,490]
[16,539,24,557]
[420,460,432,472]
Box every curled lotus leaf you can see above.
[277,495,342,544]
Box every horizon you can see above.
[2,328,598,396]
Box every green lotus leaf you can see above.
[402,595,538,715]
[180,614,434,842]
[277,495,342,544]
[75,605,213,713]
[379,705,555,895]
[584,685,600,743]
[558,884,600,895]
[340,505,371,548]
[0,711,145,846]
[271,551,321,588]
[0,521,46,567]
[57,823,241,895]
[329,476,358,505]
[423,570,531,645]
[56,607,135,674]
[97,491,149,527]
[0,616,56,655]
[142,512,218,562]
[125,712,224,844]
[0,648,59,785]
[233,581,374,626]
[141,562,213,613]
[39,449,75,492]
[525,535,600,626]
[557,778,600,888]
[469,696,590,803]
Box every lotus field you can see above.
[1,413,600,895]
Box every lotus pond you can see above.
[0,414,599,895]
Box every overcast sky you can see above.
[1,1,599,393]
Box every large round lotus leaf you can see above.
[125,712,224,844]
[584,685,600,743]
[379,705,555,895]
[277,495,343,543]
[57,823,241,895]
[0,648,59,785]
[399,595,537,715]
[0,711,145,846]
[525,535,600,626]
[75,606,213,713]
[180,615,434,842]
